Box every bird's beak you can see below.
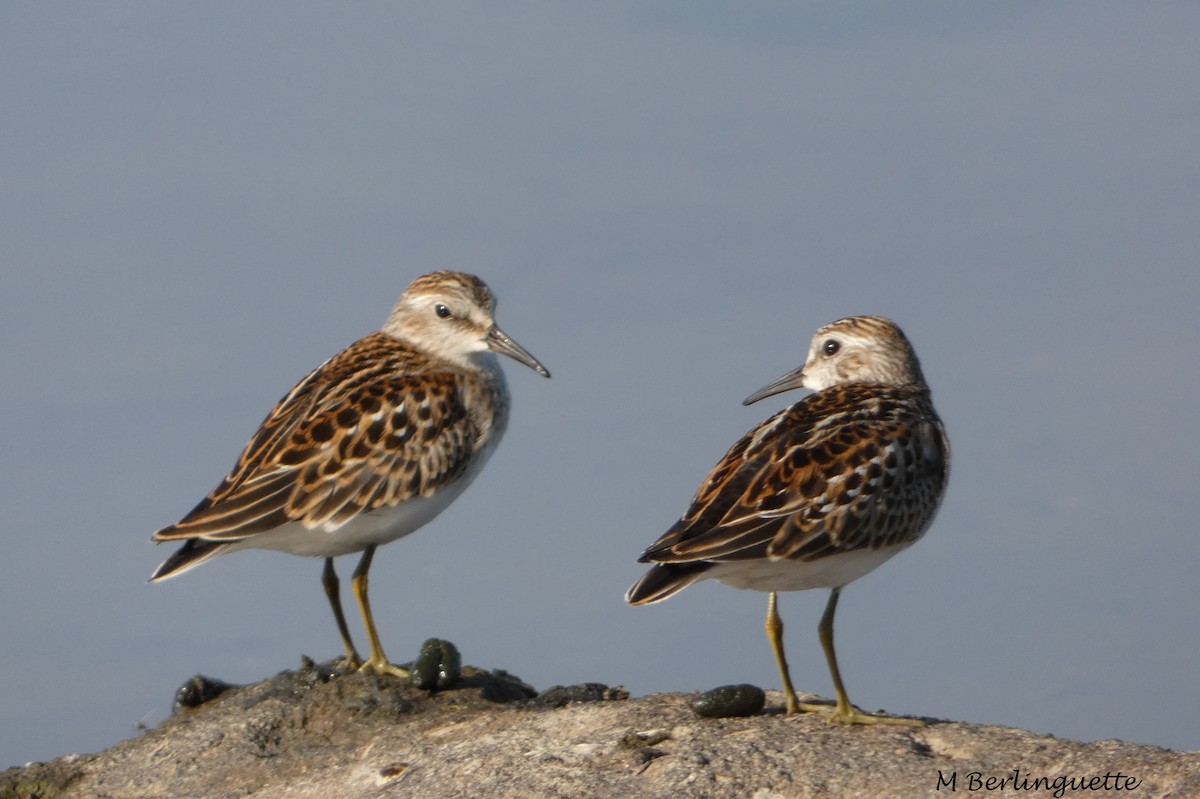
[742,365,806,406]
[487,325,551,378]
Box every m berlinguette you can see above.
[151,271,550,677]
[627,315,948,724]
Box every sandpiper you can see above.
[627,315,948,724]
[151,270,550,677]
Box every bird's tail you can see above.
[625,562,711,606]
[149,538,233,583]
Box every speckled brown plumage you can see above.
[155,332,501,542]
[636,383,946,574]
[151,271,549,678]
[627,315,948,724]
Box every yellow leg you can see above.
[811,587,923,726]
[322,558,362,669]
[351,545,410,679]
[765,591,802,714]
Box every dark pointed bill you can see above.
[487,326,551,378]
[742,365,806,406]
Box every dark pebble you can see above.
[410,638,462,690]
[174,675,238,711]
[690,684,766,718]
[531,682,627,708]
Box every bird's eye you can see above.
[822,339,840,356]
[435,303,452,319]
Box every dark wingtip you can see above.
[625,562,711,606]
[149,538,229,583]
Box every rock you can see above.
[690,683,766,718]
[531,682,630,708]
[2,664,1196,798]
[173,674,239,711]
[409,638,463,691]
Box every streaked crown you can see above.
[800,315,926,391]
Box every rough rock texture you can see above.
[4,661,1197,799]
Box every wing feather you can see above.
[153,332,485,543]
[639,385,948,567]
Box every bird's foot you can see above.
[335,654,363,672]
[358,655,411,680]
[798,699,924,726]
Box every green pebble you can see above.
[410,638,462,690]
[690,684,766,718]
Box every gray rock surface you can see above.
[4,662,1196,798]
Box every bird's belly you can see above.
[227,426,504,559]
[708,544,910,592]
[229,474,478,559]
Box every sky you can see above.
[3,2,1199,767]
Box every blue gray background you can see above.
[3,3,1198,766]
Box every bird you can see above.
[151,270,550,678]
[626,315,948,724]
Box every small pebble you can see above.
[531,683,625,708]
[410,638,462,690]
[690,684,766,718]
[174,675,237,711]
